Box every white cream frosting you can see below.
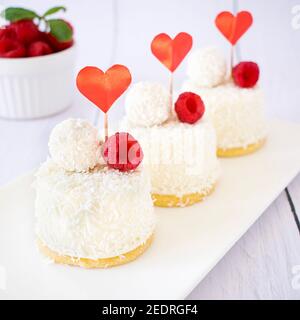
[49,119,101,172]
[182,80,267,149]
[35,160,156,259]
[125,82,170,127]
[187,47,227,88]
[121,116,220,196]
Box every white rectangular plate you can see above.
[1,120,300,300]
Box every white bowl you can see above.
[0,46,76,119]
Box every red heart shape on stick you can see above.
[151,32,193,72]
[76,65,132,113]
[215,11,253,45]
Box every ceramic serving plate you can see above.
[0,120,300,300]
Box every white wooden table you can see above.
[0,0,300,299]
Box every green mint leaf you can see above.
[48,19,73,42]
[1,7,39,22]
[43,6,66,18]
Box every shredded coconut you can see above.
[182,80,267,149]
[121,117,220,196]
[186,47,227,88]
[35,160,156,259]
[49,119,102,173]
[125,82,170,127]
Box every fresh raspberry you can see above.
[102,132,143,172]
[0,39,26,58]
[8,20,40,46]
[45,21,74,52]
[27,41,53,57]
[0,27,17,41]
[175,92,205,124]
[45,33,73,52]
[232,61,260,88]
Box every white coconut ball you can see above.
[49,119,101,172]
[187,47,227,88]
[125,82,170,127]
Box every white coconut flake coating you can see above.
[121,116,220,196]
[125,82,170,127]
[187,47,227,88]
[182,80,267,149]
[49,119,101,172]
[35,160,156,259]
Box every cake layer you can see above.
[35,160,156,259]
[152,183,216,208]
[182,80,267,150]
[217,138,266,157]
[121,117,220,196]
[37,235,154,268]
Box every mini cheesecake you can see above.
[183,80,266,156]
[35,119,155,268]
[183,47,267,157]
[121,82,220,207]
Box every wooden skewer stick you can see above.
[104,112,108,142]
[230,45,234,78]
[169,72,173,113]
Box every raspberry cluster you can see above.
[0,7,73,58]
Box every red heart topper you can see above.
[76,65,132,113]
[215,11,253,45]
[151,32,193,72]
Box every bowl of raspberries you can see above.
[0,6,75,119]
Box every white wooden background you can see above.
[0,0,300,299]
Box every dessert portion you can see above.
[183,47,267,157]
[0,6,74,58]
[35,119,155,268]
[121,82,220,208]
[120,32,219,208]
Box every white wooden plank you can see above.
[187,189,300,299]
